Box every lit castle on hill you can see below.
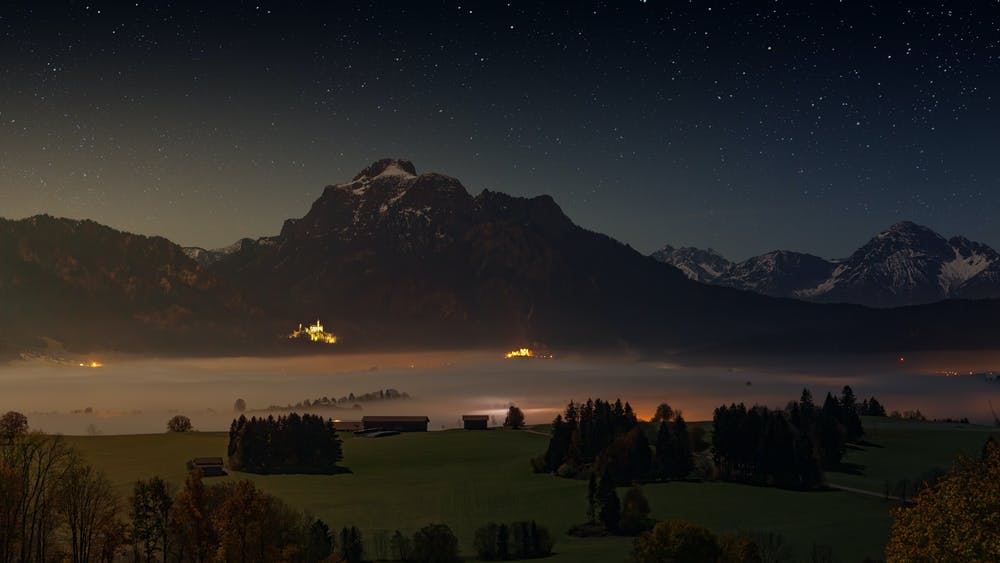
[289,320,337,344]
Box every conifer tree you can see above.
[670,415,694,480]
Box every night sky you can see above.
[2,2,998,260]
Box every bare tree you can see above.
[0,432,75,563]
[58,461,120,563]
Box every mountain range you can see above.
[4,158,1000,358]
[651,222,1000,307]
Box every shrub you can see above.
[631,521,721,563]
[166,415,193,433]
[620,485,654,536]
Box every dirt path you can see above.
[827,482,913,504]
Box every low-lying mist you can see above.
[4,349,1000,435]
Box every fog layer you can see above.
[3,350,999,435]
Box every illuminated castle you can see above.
[289,320,337,344]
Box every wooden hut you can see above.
[188,457,227,477]
[332,420,363,432]
[361,416,430,432]
[462,415,489,430]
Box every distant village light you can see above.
[505,348,534,359]
[289,319,337,344]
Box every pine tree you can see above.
[654,417,675,480]
[670,415,694,480]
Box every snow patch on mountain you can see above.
[652,221,1000,307]
[939,248,991,292]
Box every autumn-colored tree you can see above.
[131,477,173,562]
[631,520,721,563]
[213,480,261,561]
[171,469,214,562]
[886,438,1000,562]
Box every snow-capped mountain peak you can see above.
[651,221,1000,307]
[649,245,732,283]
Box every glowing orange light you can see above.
[79,361,103,368]
[505,348,534,359]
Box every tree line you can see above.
[472,521,554,561]
[258,388,412,413]
[227,413,346,474]
[712,386,868,489]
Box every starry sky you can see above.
[2,1,999,260]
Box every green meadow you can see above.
[65,419,996,563]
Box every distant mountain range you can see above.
[651,221,1000,307]
[4,159,1000,358]
[0,215,256,357]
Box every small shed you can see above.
[332,420,363,432]
[362,415,430,432]
[188,457,227,477]
[462,415,489,430]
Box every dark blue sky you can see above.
[2,1,998,260]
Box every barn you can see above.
[361,415,430,432]
[188,457,227,477]
[462,415,489,430]
[332,420,363,432]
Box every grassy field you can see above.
[828,417,998,493]
[68,428,900,563]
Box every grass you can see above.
[68,428,896,562]
[828,417,999,493]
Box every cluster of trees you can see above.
[134,471,341,562]
[0,426,120,562]
[351,524,462,563]
[859,396,886,416]
[537,398,649,483]
[5,431,334,563]
[1,423,464,563]
[227,413,345,474]
[537,399,699,486]
[712,387,866,489]
[263,389,411,412]
[887,437,1000,561]
[473,521,553,561]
